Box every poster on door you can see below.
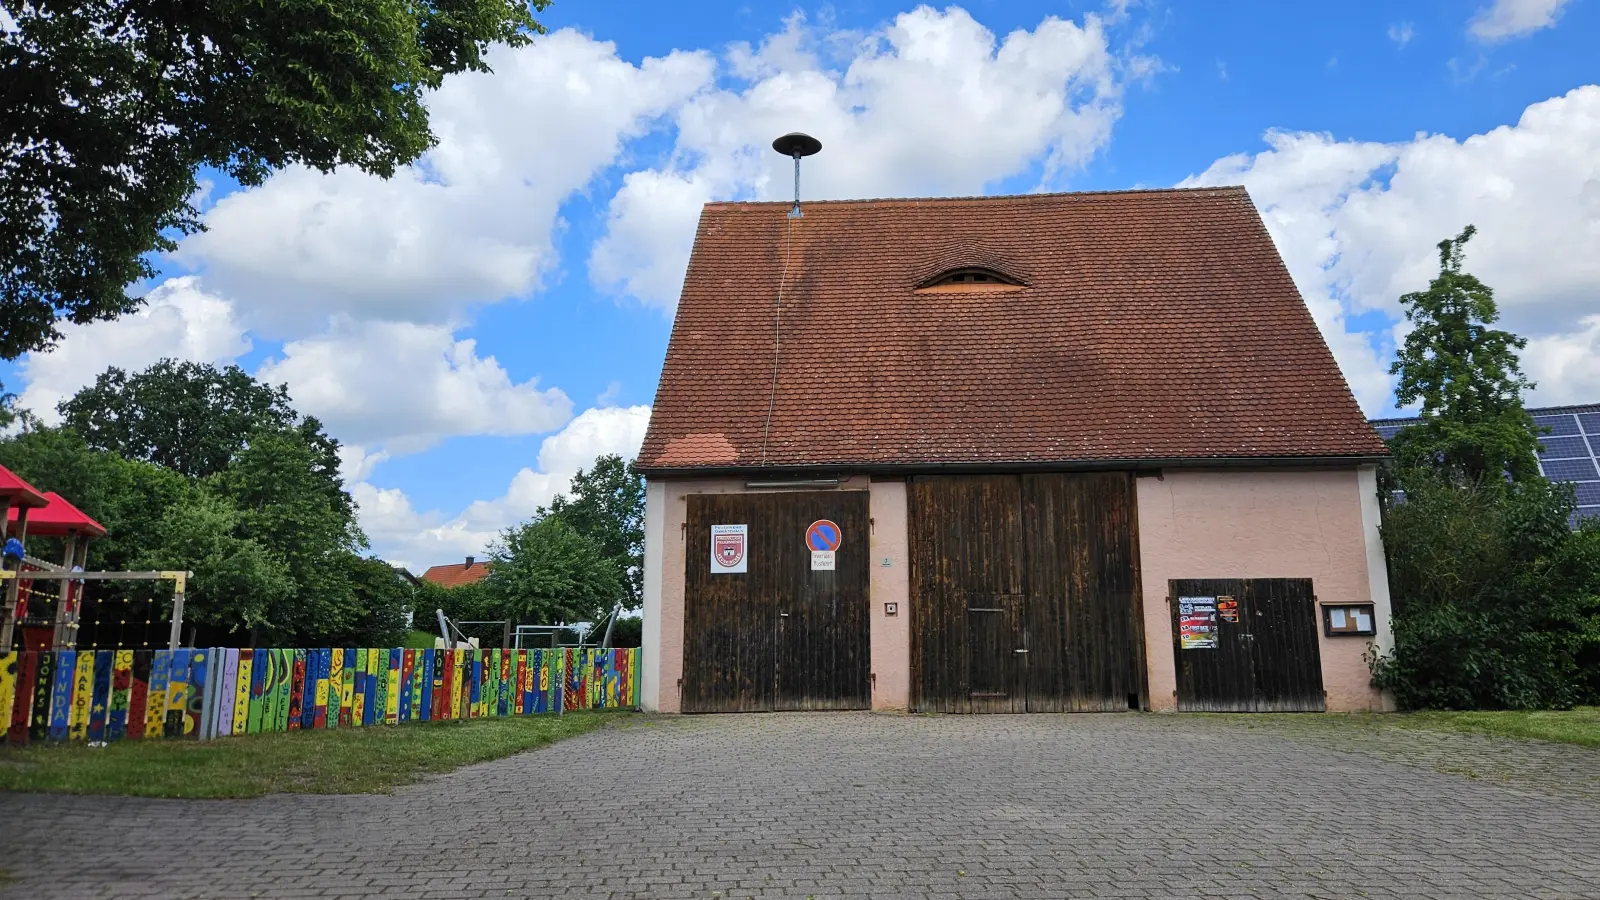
[1178,597,1218,650]
[710,524,748,574]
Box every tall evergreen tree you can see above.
[1387,225,1540,485]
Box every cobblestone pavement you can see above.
[2,712,1599,899]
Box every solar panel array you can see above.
[1370,404,1600,527]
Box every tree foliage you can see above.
[0,0,547,359]
[1372,476,1600,709]
[542,455,645,609]
[59,360,298,478]
[485,517,623,625]
[1386,226,1540,485]
[1373,226,1600,709]
[0,361,410,646]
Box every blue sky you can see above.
[7,0,1599,568]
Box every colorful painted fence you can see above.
[0,646,640,746]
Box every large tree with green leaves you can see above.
[1387,226,1541,485]
[1372,226,1600,709]
[59,360,299,478]
[484,517,624,625]
[543,455,646,608]
[0,0,548,359]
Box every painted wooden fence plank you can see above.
[127,651,149,740]
[185,648,209,739]
[418,650,433,722]
[235,649,254,735]
[67,649,94,740]
[339,648,355,727]
[365,648,380,726]
[0,652,14,735]
[164,648,191,738]
[48,649,76,741]
[469,650,482,718]
[287,649,306,731]
[384,648,400,725]
[314,649,330,730]
[10,651,37,745]
[29,651,54,743]
[87,650,113,742]
[249,648,269,734]
[326,648,342,729]
[145,650,170,739]
[217,649,238,738]
[397,649,410,724]
[275,649,293,732]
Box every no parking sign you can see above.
[807,520,841,571]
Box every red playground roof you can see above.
[0,466,49,509]
[7,491,106,538]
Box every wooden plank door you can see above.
[683,491,870,713]
[1244,579,1325,712]
[1171,578,1324,712]
[773,492,870,711]
[683,493,775,713]
[1171,579,1256,711]
[909,475,1026,713]
[1021,473,1142,712]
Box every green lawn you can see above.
[402,629,439,649]
[1391,706,1600,748]
[0,712,625,799]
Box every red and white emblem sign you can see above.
[710,524,748,574]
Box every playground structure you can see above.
[0,465,190,653]
[437,601,630,653]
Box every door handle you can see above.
[779,612,790,617]
[1013,648,1028,654]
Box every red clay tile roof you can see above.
[421,561,492,588]
[639,187,1388,473]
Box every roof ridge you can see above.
[703,185,1247,209]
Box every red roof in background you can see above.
[0,466,49,508]
[8,492,107,538]
[638,187,1389,472]
[421,560,492,588]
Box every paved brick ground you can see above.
[2,712,1598,899]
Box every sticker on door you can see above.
[711,524,748,574]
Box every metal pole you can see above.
[502,618,511,650]
[436,608,451,647]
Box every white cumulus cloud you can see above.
[1183,85,1600,411]
[354,405,653,570]
[15,277,250,422]
[257,319,574,455]
[590,5,1141,308]
[179,29,716,335]
[1469,0,1572,40]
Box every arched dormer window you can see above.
[915,266,1025,293]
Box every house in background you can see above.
[422,556,492,589]
[637,186,1395,716]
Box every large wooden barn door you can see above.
[1170,578,1325,712]
[910,473,1142,713]
[682,491,870,713]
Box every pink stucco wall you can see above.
[1135,467,1390,712]
[868,480,911,710]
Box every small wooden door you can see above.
[1170,578,1325,712]
[682,491,870,713]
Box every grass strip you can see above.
[0,711,623,798]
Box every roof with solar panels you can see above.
[1370,403,1600,527]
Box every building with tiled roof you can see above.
[639,185,1394,719]
[421,557,492,589]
